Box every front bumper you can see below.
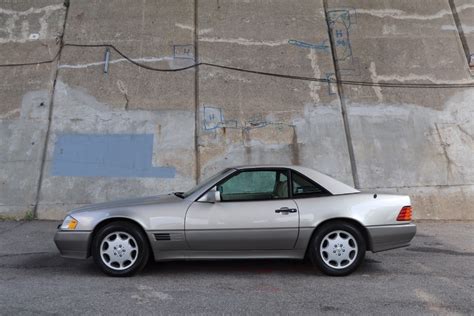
[367,223,416,252]
[54,230,92,259]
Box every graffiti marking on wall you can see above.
[173,44,194,60]
[288,39,329,52]
[202,106,294,132]
[327,8,360,76]
[203,106,224,130]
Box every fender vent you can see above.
[154,233,171,241]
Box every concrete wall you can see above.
[0,0,473,220]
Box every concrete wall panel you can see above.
[197,0,354,185]
[327,0,472,107]
[0,0,473,220]
[34,0,197,219]
[0,0,65,218]
[326,0,473,219]
[347,89,473,189]
[197,69,354,185]
[198,0,334,77]
[58,46,195,111]
[0,67,53,218]
[36,81,196,219]
[64,0,194,53]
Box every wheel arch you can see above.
[87,217,151,258]
[304,217,372,258]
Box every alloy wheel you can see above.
[319,230,358,269]
[99,231,139,271]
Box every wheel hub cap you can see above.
[100,231,138,271]
[320,230,358,269]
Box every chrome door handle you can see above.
[275,207,297,213]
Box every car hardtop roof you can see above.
[233,164,298,170]
[233,164,324,173]
[231,165,359,195]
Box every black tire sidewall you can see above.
[310,221,366,276]
[92,221,150,277]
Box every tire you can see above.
[308,221,366,276]
[92,221,150,277]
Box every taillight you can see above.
[397,206,412,221]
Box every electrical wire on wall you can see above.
[1,42,474,89]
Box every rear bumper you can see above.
[367,223,416,252]
[54,230,92,259]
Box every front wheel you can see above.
[92,221,150,277]
[309,221,366,276]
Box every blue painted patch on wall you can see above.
[52,134,176,178]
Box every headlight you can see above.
[60,215,78,230]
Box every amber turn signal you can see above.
[397,206,412,221]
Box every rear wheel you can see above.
[92,221,150,277]
[309,221,366,276]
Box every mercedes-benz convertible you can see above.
[54,165,416,276]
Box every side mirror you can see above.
[198,187,221,203]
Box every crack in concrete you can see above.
[123,93,130,110]
[434,123,458,182]
[117,80,129,110]
[457,124,474,140]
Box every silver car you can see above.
[54,165,416,277]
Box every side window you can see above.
[292,172,328,197]
[218,170,289,201]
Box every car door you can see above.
[185,169,299,250]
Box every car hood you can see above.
[69,193,181,215]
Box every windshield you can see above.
[182,168,232,198]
